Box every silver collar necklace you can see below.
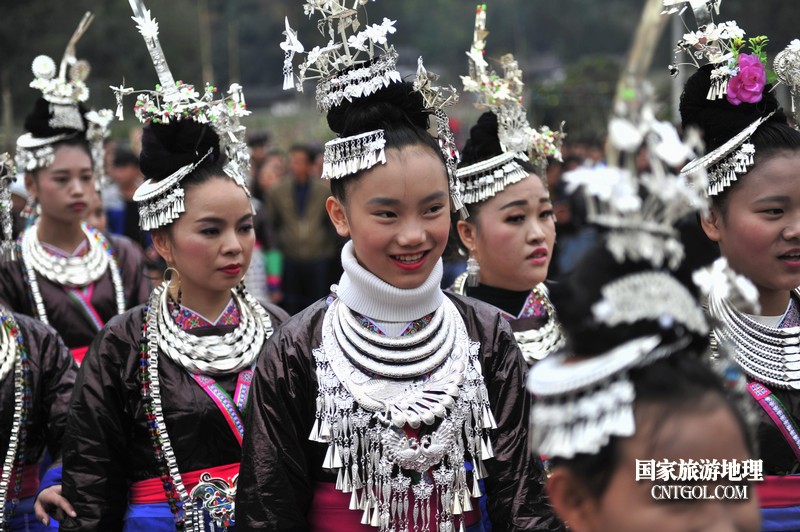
[708,287,800,390]
[22,223,108,286]
[153,282,272,375]
[311,296,497,531]
[452,276,564,365]
[142,282,273,530]
[19,223,125,325]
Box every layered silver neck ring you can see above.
[153,282,272,376]
[708,287,800,389]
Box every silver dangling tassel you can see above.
[21,197,38,220]
[466,256,480,287]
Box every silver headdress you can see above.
[281,1,401,111]
[456,4,564,205]
[0,154,15,262]
[15,12,112,189]
[664,1,777,196]
[283,0,467,217]
[116,0,251,231]
[528,81,711,460]
[530,335,687,459]
[564,83,704,270]
[774,39,800,129]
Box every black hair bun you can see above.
[23,97,87,137]
[139,120,221,182]
[680,63,786,152]
[326,81,429,136]
[459,111,503,167]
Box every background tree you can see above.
[2,0,799,150]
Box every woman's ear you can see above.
[546,468,600,532]
[456,220,476,252]
[151,229,174,265]
[326,196,351,238]
[700,208,723,242]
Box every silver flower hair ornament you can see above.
[282,0,401,185]
[457,4,564,205]
[564,83,704,270]
[116,0,252,231]
[663,0,780,196]
[282,0,401,112]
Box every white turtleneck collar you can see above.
[335,240,444,327]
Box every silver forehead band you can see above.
[132,148,213,231]
[592,271,709,336]
[455,152,529,205]
[322,129,386,180]
[14,134,70,174]
[681,112,773,196]
[315,50,402,113]
[528,334,691,459]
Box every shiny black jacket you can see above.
[0,313,76,473]
[60,301,288,531]
[237,293,564,531]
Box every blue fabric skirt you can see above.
[4,496,58,532]
[762,506,800,532]
[124,503,235,531]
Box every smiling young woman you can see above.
[236,4,561,530]
[679,43,800,532]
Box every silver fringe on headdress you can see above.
[281,3,402,111]
[116,0,251,232]
[456,4,564,205]
[528,79,711,460]
[321,130,386,180]
[681,112,773,196]
[529,336,692,459]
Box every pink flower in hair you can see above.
[726,54,767,105]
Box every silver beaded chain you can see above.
[0,311,26,529]
[142,283,272,530]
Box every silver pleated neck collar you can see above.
[708,287,800,390]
